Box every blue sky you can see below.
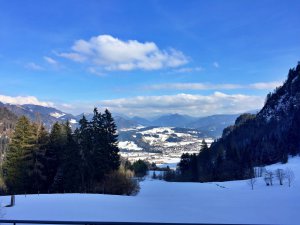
[0,0,299,117]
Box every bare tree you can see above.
[247,177,257,190]
[285,168,295,187]
[264,170,274,186]
[276,169,285,185]
[254,166,265,177]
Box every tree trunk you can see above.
[6,195,15,207]
[11,195,15,206]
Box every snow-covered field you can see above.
[119,126,214,164]
[118,141,142,151]
[1,157,299,224]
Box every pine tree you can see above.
[45,122,66,192]
[27,123,48,193]
[91,108,105,183]
[102,109,120,171]
[197,139,212,181]
[3,116,37,194]
[61,121,81,192]
[75,115,93,191]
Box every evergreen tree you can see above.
[91,108,105,183]
[45,122,66,192]
[197,140,212,182]
[102,109,120,172]
[131,159,148,177]
[75,115,93,191]
[3,116,38,193]
[27,123,48,193]
[178,153,190,173]
[61,121,81,192]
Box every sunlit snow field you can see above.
[1,157,299,224]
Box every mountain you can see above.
[0,102,77,129]
[75,113,93,121]
[128,113,242,137]
[114,116,139,129]
[0,102,248,136]
[194,62,300,182]
[151,114,196,127]
[187,114,239,137]
[131,116,152,126]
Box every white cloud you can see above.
[44,56,58,65]
[0,92,264,117]
[25,62,44,71]
[57,53,86,62]
[97,92,264,117]
[0,95,54,107]
[146,83,242,90]
[59,34,189,71]
[249,82,282,90]
[213,62,219,68]
[145,81,281,91]
[172,67,203,73]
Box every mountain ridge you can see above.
[0,101,257,137]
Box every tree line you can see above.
[1,108,139,195]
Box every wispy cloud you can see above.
[0,94,54,107]
[87,67,105,76]
[146,83,242,90]
[44,56,58,65]
[25,62,44,71]
[249,82,282,90]
[145,81,282,91]
[58,34,189,71]
[213,62,219,68]
[173,67,203,73]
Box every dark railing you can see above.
[0,220,254,225]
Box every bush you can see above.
[131,160,148,177]
[163,169,177,181]
[96,167,140,195]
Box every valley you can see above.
[118,126,214,164]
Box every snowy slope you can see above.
[1,157,299,224]
[118,141,142,151]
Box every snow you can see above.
[174,132,190,137]
[119,126,145,132]
[118,141,142,151]
[1,157,299,224]
[69,119,77,124]
[50,112,66,118]
[140,127,174,135]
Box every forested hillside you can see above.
[1,108,138,195]
[0,107,18,162]
[178,62,300,182]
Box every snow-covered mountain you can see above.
[0,102,77,129]
[1,101,244,137]
[127,114,243,136]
